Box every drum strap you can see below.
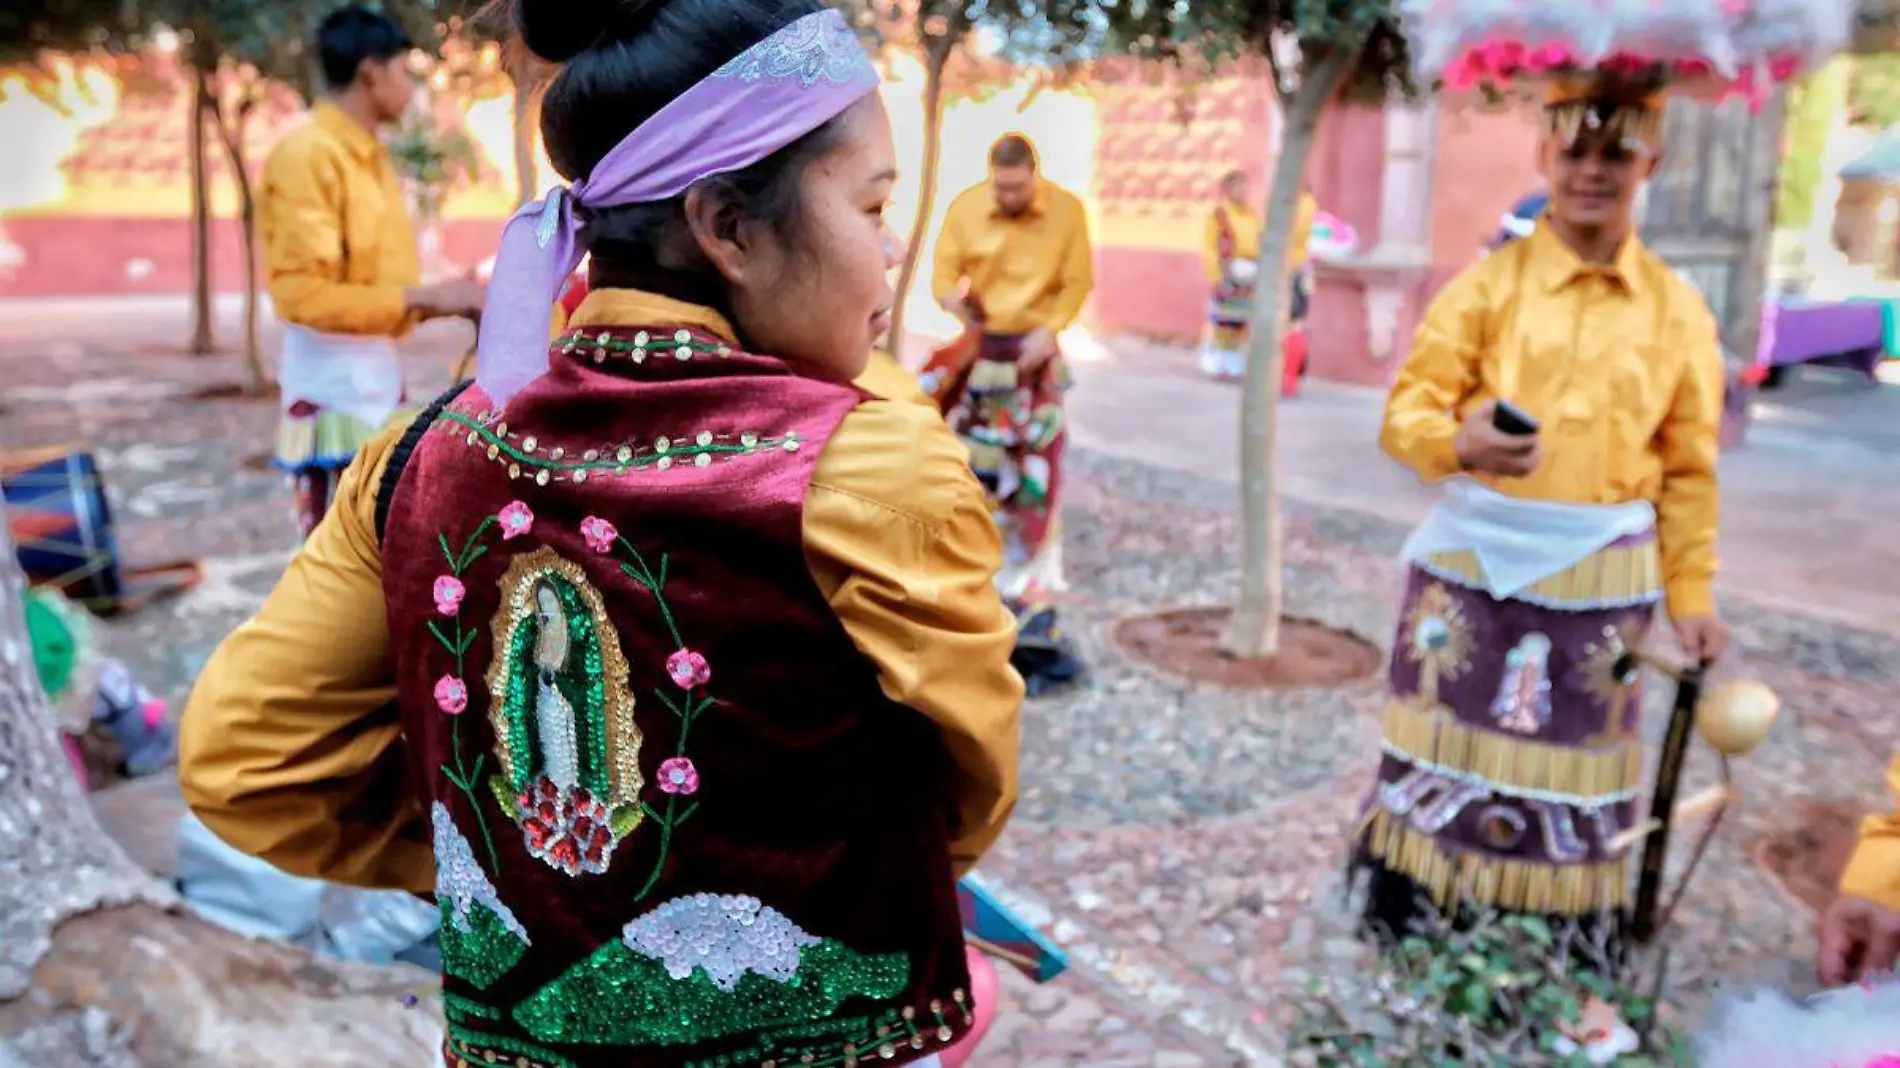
[374,380,474,547]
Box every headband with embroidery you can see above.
[475,8,880,406]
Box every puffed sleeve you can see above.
[1840,750,1900,914]
[1654,298,1724,621]
[178,421,431,892]
[803,399,1024,873]
[1379,268,1490,483]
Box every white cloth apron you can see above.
[278,323,403,428]
[1400,478,1656,600]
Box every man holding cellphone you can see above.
[1350,75,1729,948]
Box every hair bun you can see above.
[513,0,661,64]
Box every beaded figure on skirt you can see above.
[1352,532,1663,948]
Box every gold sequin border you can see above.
[1416,540,1663,610]
[1380,699,1643,803]
[708,989,976,1068]
[1362,807,1632,917]
[441,411,802,486]
[445,1024,575,1068]
[485,548,644,808]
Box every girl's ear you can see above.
[684,188,749,287]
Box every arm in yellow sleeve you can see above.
[260,144,412,337]
[178,421,431,893]
[931,201,968,311]
[1840,751,1900,914]
[1656,303,1724,621]
[1047,199,1095,331]
[1379,274,1486,483]
[804,401,1024,874]
[1204,213,1226,285]
[1289,193,1317,271]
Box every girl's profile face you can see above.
[724,95,900,382]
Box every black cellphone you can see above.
[1491,399,1540,436]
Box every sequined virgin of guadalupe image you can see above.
[486,548,644,878]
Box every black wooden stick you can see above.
[1632,663,1705,944]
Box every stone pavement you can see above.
[6,298,1900,1065]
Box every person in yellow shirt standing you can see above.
[261,5,484,537]
[1201,171,1316,383]
[1352,76,1730,950]
[931,133,1093,604]
[1818,750,1900,986]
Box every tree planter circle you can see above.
[1111,607,1380,690]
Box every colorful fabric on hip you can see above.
[1353,531,1663,936]
[938,333,1069,598]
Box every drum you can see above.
[3,445,202,617]
[2,447,126,606]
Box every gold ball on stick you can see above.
[1695,679,1780,757]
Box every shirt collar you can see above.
[1529,217,1646,298]
[568,288,740,345]
[989,181,1047,219]
[313,100,385,165]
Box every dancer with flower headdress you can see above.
[180,2,1022,1064]
[1352,75,1730,950]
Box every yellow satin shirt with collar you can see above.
[1379,221,1725,620]
[258,100,421,337]
[1841,751,1900,913]
[1202,193,1316,284]
[932,179,1095,336]
[855,349,935,408]
[179,289,1025,892]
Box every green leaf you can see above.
[439,532,456,567]
[428,620,458,654]
[1457,953,1489,973]
[609,803,643,839]
[458,628,478,655]
[1450,978,1490,1018]
[1516,916,1555,947]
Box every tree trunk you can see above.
[886,35,955,357]
[512,63,539,210]
[0,509,441,1066]
[187,67,215,356]
[210,87,271,395]
[1220,48,1356,660]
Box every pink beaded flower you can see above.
[657,757,700,796]
[580,515,618,554]
[666,649,711,689]
[498,500,535,541]
[434,676,469,716]
[433,575,465,616]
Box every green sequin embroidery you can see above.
[439,895,529,991]
[513,927,909,1046]
[442,991,500,1021]
[487,548,644,877]
[442,411,801,485]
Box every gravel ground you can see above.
[7,329,1896,1065]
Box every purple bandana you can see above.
[475,8,880,406]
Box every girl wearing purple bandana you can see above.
[177,2,1024,1065]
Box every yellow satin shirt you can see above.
[1380,222,1725,620]
[932,180,1095,336]
[179,290,1024,892]
[1203,201,1260,284]
[259,101,421,337]
[1203,193,1315,284]
[855,349,934,408]
[1841,751,1900,913]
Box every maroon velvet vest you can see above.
[381,322,973,1068]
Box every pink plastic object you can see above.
[140,698,167,731]
[62,735,90,792]
[938,945,1000,1067]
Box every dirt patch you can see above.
[240,452,277,474]
[1112,607,1382,690]
[188,382,276,402]
[1753,799,1868,916]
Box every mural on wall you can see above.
[0,54,521,298]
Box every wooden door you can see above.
[1641,94,1783,359]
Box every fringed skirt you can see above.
[1201,281,1256,380]
[1352,532,1663,944]
[274,401,414,537]
[943,334,1072,600]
